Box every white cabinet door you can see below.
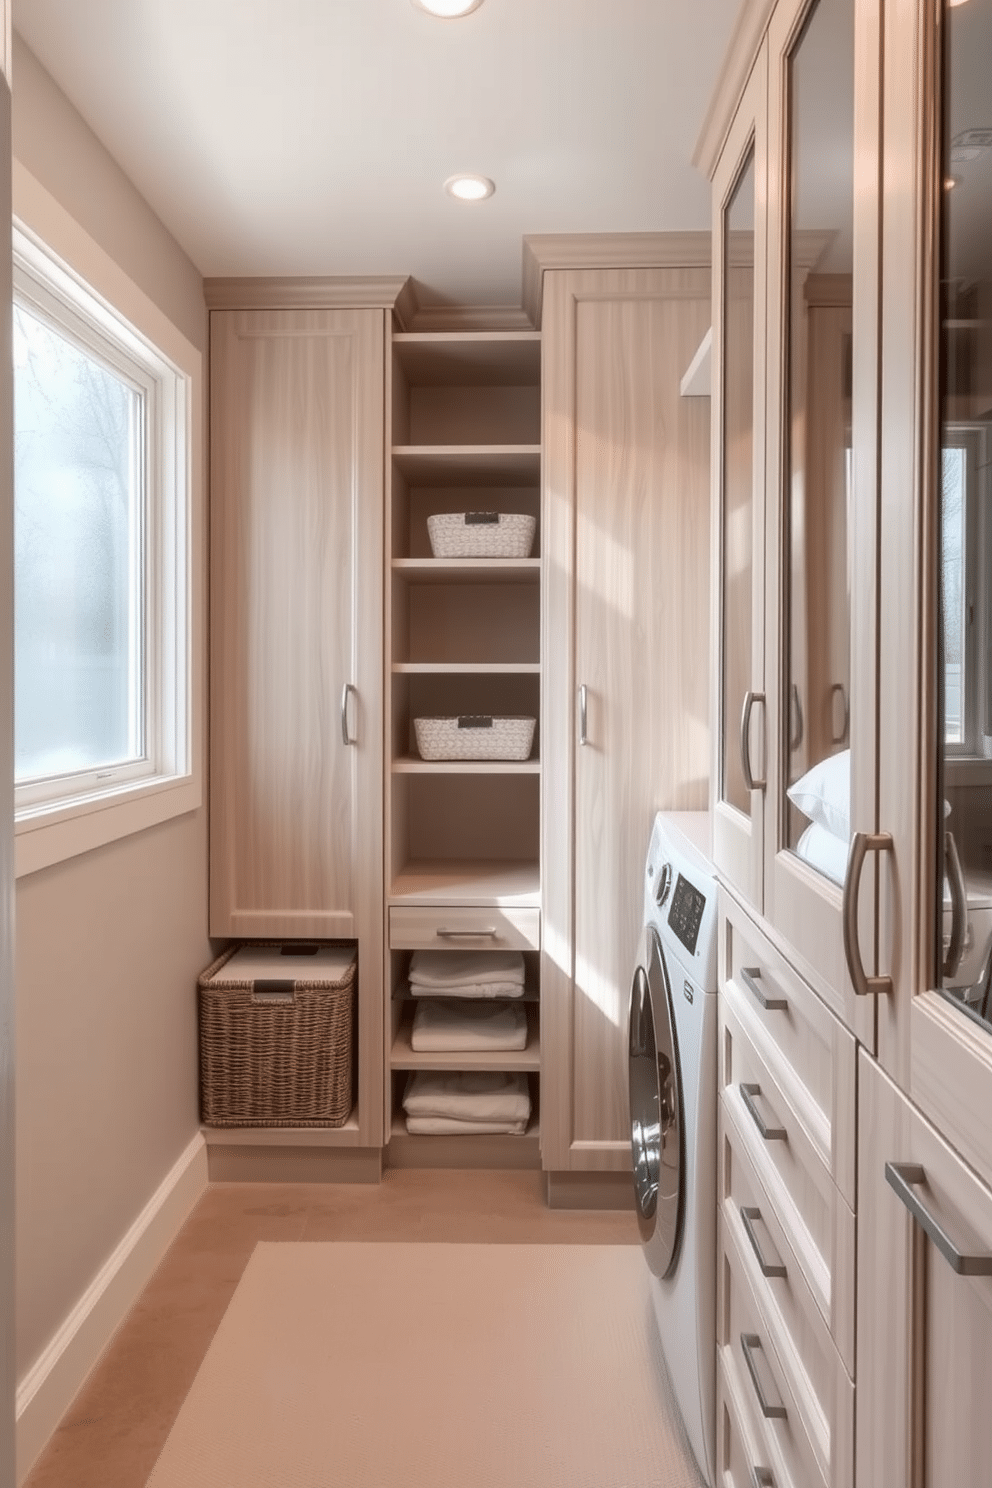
[541,263,711,1171]
[210,307,384,946]
[857,1051,992,1488]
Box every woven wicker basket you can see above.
[427,512,536,559]
[414,715,536,761]
[198,943,356,1127]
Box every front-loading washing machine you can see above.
[628,810,718,1487]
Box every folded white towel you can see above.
[402,1070,531,1124]
[408,950,525,990]
[409,980,524,1000]
[411,999,528,1052]
[405,1116,529,1135]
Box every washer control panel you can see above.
[668,873,706,956]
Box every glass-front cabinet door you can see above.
[763,0,880,1045]
[880,0,992,1189]
[712,51,768,910]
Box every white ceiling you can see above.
[12,0,741,310]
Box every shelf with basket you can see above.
[385,328,543,1159]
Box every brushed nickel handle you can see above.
[944,829,968,980]
[436,927,497,939]
[789,682,804,752]
[578,684,588,746]
[741,966,787,1012]
[740,1333,787,1420]
[341,683,357,746]
[842,830,894,996]
[740,1083,787,1142]
[740,690,766,791]
[885,1162,992,1276]
[751,1470,775,1488]
[830,682,850,745]
[740,1205,787,1279]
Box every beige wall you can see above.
[11,35,210,1382]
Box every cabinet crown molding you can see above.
[522,232,712,328]
[692,0,777,180]
[203,274,414,315]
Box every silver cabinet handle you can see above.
[341,683,357,746]
[578,684,588,746]
[740,690,766,791]
[830,682,850,745]
[884,1162,992,1276]
[740,1333,787,1420]
[740,1083,787,1142]
[741,1205,787,1279]
[436,927,497,939]
[842,830,894,996]
[741,966,787,1012]
[789,682,804,752]
[944,829,967,980]
[751,1470,775,1488]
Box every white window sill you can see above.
[15,771,202,878]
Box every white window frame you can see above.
[12,183,201,878]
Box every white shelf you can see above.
[393,662,540,675]
[393,558,540,583]
[390,1006,541,1071]
[389,859,541,906]
[392,445,541,487]
[393,756,539,775]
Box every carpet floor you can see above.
[145,1240,702,1488]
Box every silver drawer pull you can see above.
[741,966,787,1012]
[436,928,498,939]
[578,683,589,746]
[740,1083,787,1142]
[885,1162,992,1276]
[740,1333,787,1420]
[740,1206,787,1279]
[341,682,357,746]
[751,1469,775,1488]
[740,690,766,792]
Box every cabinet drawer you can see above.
[720,893,857,1209]
[721,1126,855,1485]
[720,1084,854,1376]
[720,991,856,1356]
[388,906,540,952]
[719,1214,826,1488]
[718,1353,802,1488]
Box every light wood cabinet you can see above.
[706,0,882,1047]
[208,300,387,1148]
[384,329,543,1158]
[857,1051,992,1487]
[538,258,711,1174]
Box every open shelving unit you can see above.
[385,328,542,1163]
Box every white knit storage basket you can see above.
[427,512,536,559]
[414,715,536,761]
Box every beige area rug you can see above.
[146,1242,703,1488]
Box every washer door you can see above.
[628,925,685,1277]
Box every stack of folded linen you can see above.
[408,950,526,999]
[402,1070,531,1134]
[411,998,528,1052]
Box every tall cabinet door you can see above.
[760,0,881,1046]
[711,53,769,912]
[210,307,384,948]
[542,264,711,1172]
[857,1051,992,1486]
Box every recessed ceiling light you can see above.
[445,174,495,201]
[411,0,483,16]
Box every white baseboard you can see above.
[15,1131,208,1483]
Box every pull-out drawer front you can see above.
[720,892,857,1209]
[721,1120,855,1483]
[388,906,540,952]
[718,1352,803,1488]
[720,1085,855,1377]
[720,988,856,1353]
[719,1214,828,1488]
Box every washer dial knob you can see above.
[655,861,672,908]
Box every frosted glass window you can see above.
[14,303,144,783]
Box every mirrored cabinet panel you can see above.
[782,0,855,887]
[936,0,992,1027]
